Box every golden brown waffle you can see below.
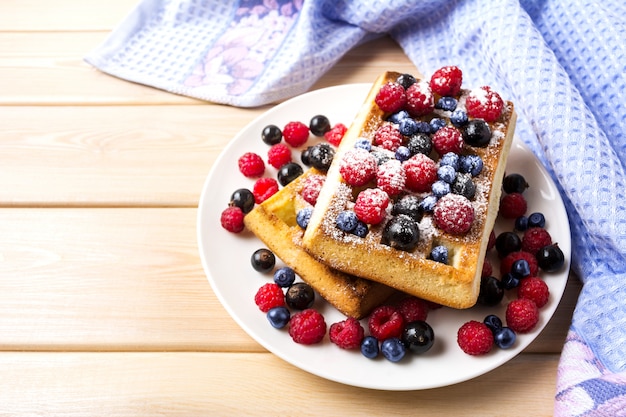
[244,168,395,319]
[302,71,517,309]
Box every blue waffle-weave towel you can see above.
[87,1,626,414]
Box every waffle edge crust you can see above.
[244,168,396,319]
[302,71,517,309]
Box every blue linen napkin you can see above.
[87,0,626,413]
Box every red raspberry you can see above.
[373,123,403,152]
[254,283,285,312]
[288,309,327,345]
[405,81,435,116]
[238,152,265,178]
[499,192,527,219]
[300,174,325,205]
[324,123,347,147]
[267,143,292,169]
[339,148,377,187]
[403,153,437,192]
[433,193,475,235]
[466,86,504,122]
[329,317,365,349]
[432,126,464,156]
[500,251,539,276]
[397,296,429,323]
[376,159,406,196]
[506,298,539,333]
[521,227,553,255]
[518,277,550,308]
[252,177,279,204]
[282,121,310,147]
[481,258,493,278]
[487,230,496,251]
[375,82,407,113]
[457,320,493,355]
[368,305,405,340]
[353,188,389,225]
[220,206,245,233]
[430,65,463,97]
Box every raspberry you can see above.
[405,81,435,116]
[329,317,365,349]
[506,298,539,333]
[324,123,347,147]
[368,305,405,340]
[254,283,285,312]
[267,143,292,169]
[288,309,327,345]
[466,86,504,122]
[373,124,403,152]
[457,320,493,355]
[432,125,464,156]
[521,227,553,255]
[499,192,527,219]
[300,174,325,205]
[376,159,406,196]
[517,277,550,308]
[375,82,407,113]
[339,148,377,186]
[354,188,389,225]
[403,153,437,192]
[282,121,309,147]
[500,251,539,277]
[481,258,493,277]
[433,193,475,235]
[238,152,265,178]
[430,65,463,97]
[252,177,279,204]
[220,206,245,233]
[487,230,496,251]
[396,296,429,323]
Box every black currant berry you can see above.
[503,173,529,194]
[261,124,282,145]
[286,282,315,310]
[251,248,275,273]
[401,321,435,354]
[229,188,255,214]
[495,231,522,258]
[463,119,492,147]
[277,162,303,186]
[381,215,420,251]
[536,244,565,272]
[309,115,331,137]
[478,276,505,306]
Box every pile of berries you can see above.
[220,115,347,233]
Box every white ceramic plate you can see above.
[197,84,571,390]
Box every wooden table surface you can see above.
[1,1,582,415]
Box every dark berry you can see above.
[395,146,411,162]
[274,267,296,287]
[439,152,460,170]
[528,212,546,228]
[266,306,290,329]
[495,231,522,258]
[437,164,457,184]
[511,259,531,278]
[450,109,468,127]
[251,248,275,273]
[361,336,380,359]
[371,151,390,166]
[432,180,451,198]
[353,221,369,238]
[429,117,446,132]
[501,272,521,290]
[419,195,438,213]
[515,215,529,231]
[396,73,417,89]
[463,119,492,147]
[459,154,483,177]
[483,314,503,333]
[536,244,565,272]
[436,96,457,111]
[308,143,335,171]
[381,215,420,251]
[430,245,448,264]
[285,282,315,310]
[451,173,476,200]
[392,195,423,222]
[229,188,255,214]
[309,115,331,137]
[401,321,435,354]
[494,327,516,349]
[354,138,372,151]
[277,162,303,186]
[406,133,432,156]
[399,118,418,136]
[387,110,410,124]
[300,146,312,166]
[381,338,407,362]
[296,207,312,229]
[503,173,529,194]
[478,276,504,306]
[336,210,358,232]
[261,124,282,145]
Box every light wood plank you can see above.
[0,351,559,416]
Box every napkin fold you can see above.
[87,0,626,414]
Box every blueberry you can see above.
[274,267,296,287]
[381,338,406,362]
[285,282,315,310]
[354,138,372,151]
[430,245,448,264]
[229,188,255,214]
[381,215,420,251]
[296,207,313,229]
[437,164,457,184]
[387,110,410,124]
[503,173,529,194]
[450,109,468,127]
[515,215,529,231]
[451,173,476,200]
[407,133,432,155]
[459,154,483,177]
[439,152,460,170]
[419,195,438,213]
[371,151,391,166]
[435,96,457,111]
[262,124,282,145]
[431,180,450,198]
[415,121,432,134]
[309,115,331,137]
[251,248,275,273]
[392,195,423,222]
[361,336,380,359]
[395,146,411,162]
[277,162,303,186]
[528,212,546,228]
[536,244,565,272]
[401,321,435,354]
[501,272,520,289]
[483,314,503,333]
[266,306,290,329]
[511,259,531,278]
[336,210,358,232]
[463,119,492,147]
[495,232,522,258]
[494,327,516,349]
[353,221,369,238]
[478,276,504,306]
[396,73,417,89]
[429,117,446,132]
[308,143,335,172]
[399,118,418,136]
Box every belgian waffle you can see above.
[244,168,396,319]
[302,71,517,309]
